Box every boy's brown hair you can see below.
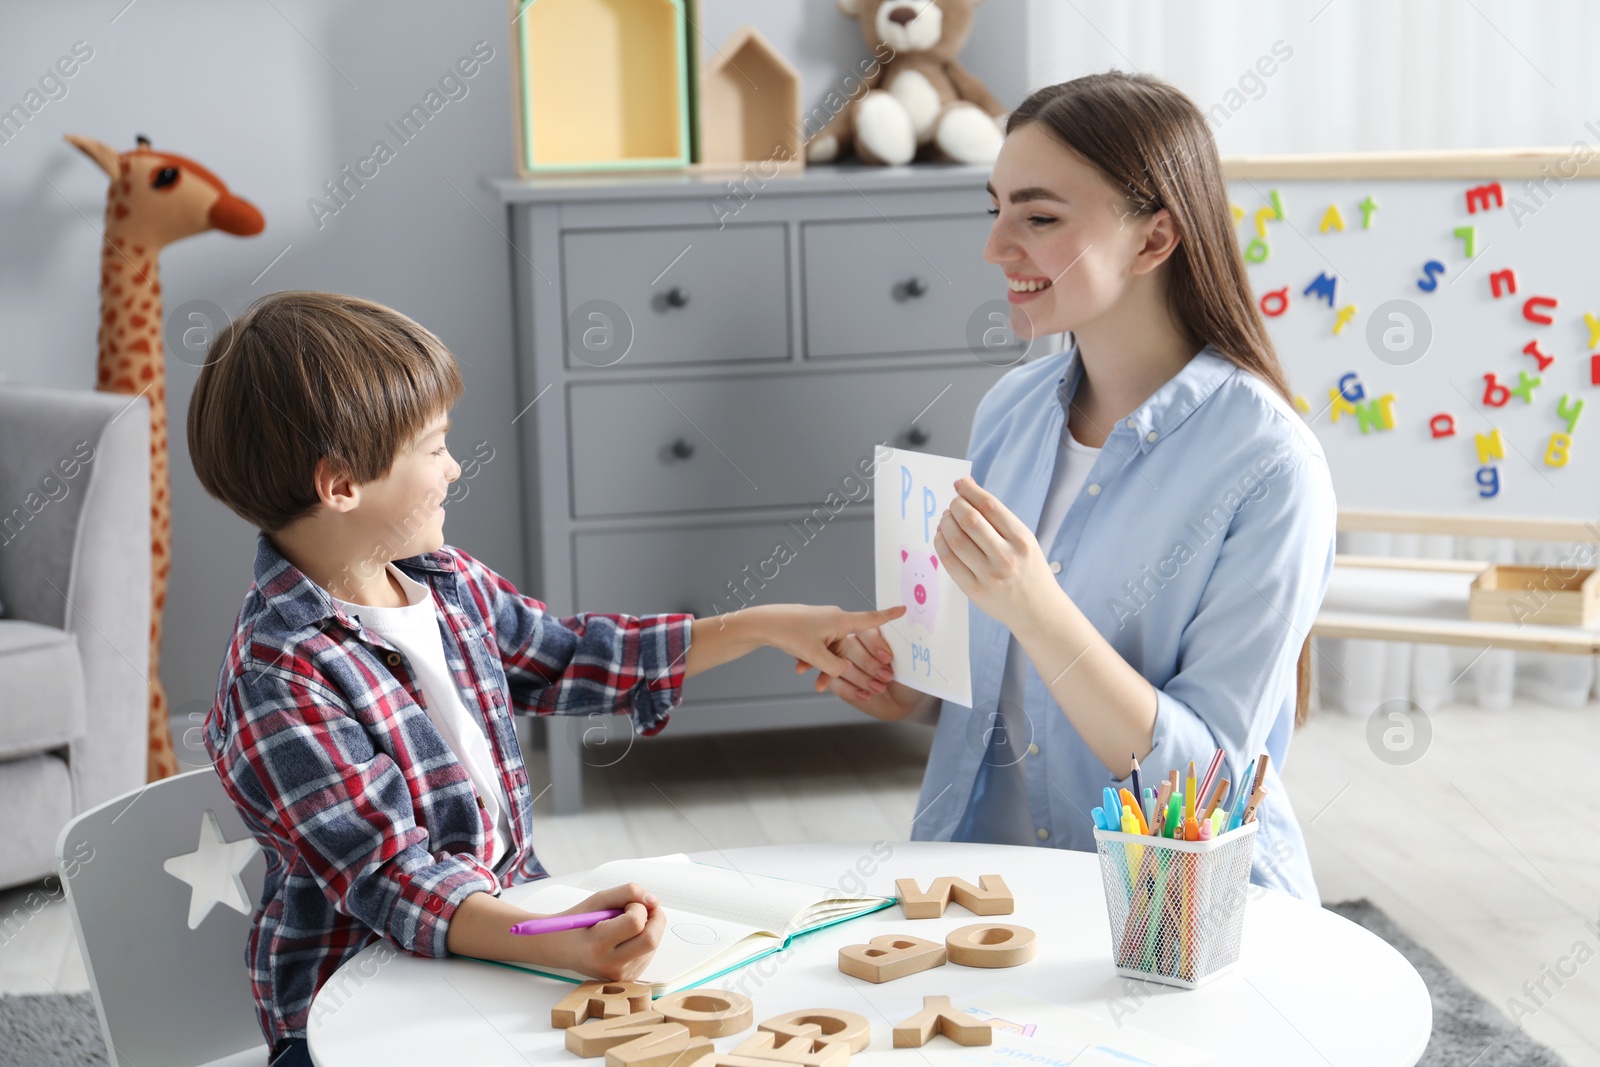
[187,290,462,533]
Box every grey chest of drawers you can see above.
[487,164,1025,813]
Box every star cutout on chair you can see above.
[162,809,259,929]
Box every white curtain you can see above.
[1026,0,1600,713]
[1026,0,1600,156]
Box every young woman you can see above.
[804,71,1334,901]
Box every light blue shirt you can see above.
[910,342,1336,903]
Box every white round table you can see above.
[307,842,1431,1066]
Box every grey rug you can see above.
[1326,899,1567,1066]
[0,902,1571,1066]
[0,992,106,1066]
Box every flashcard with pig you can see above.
[873,445,973,707]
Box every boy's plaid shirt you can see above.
[204,533,692,1047]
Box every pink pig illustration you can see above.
[900,548,941,634]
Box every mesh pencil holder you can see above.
[1092,821,1258,989]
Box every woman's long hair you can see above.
[1007,72,1314,727]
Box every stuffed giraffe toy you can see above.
[65,133,263,782]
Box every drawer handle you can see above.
[896,276,930,301]
[904,425,930,447]
[668,437,696,460]
[664,286,691,309]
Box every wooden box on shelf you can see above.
[509,0,694,175]
[1467,563,1600,627]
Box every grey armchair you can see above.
[0,383,150,889]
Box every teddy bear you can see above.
[807,0,1008,166]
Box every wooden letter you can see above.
[759,1009,871,1054]
[654,989,754,1037]
[945,923,1039,969]
[892,995,993,1048]
[838,934,946,983]
[894,875,1014,918]
[553,980,653,1029]
[565,1010,713,1067]
[727,1027,851,1067]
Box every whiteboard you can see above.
[1226,161,1599,520]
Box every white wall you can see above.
[0,0,1029,728]
[1029,0,1600,154]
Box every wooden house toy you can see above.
[698,25,804,172]
[510,0,693,175]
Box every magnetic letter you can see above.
[1254,205,1275,238]
[1522,340,1554,371]
[1465,182,1504,213]
[1546,433,1572,468]
[1476,465,1500,498]
[1416,260,1445,292]
[1328,387,1359,423]
[1332,304,1358,335]
[1475,428,1505,465]
[1482,374,1511,407]
[1523,295,1558,325]
[1303,272,1338,307]
[1510,371,1541,404]
[1558,394,1584,435]
[1359,195,1378,228]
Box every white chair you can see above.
[56,767,270,1066]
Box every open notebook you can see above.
[497,854,894,994]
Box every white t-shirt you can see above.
[334,564,513,867]
[959,419,1101,844]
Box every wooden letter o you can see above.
[653,988,754,1037]
[945,923,1038,968]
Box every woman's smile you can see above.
[1006,273,1054,303]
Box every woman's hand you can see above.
[794,627,935,722]
[935,475,1062,631]
[541,883,665,982]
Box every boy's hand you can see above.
[752,604,906,688]
[794,626,933,722]
[543,882,665,982]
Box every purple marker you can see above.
[509,908,624,936]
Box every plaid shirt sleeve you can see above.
[219,659,500,958]
[450,548,693,736]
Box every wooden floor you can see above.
[3,707,1598,1064]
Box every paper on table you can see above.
[874,445,973,707]
[853,990,1213,1067]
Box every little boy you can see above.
[188,290,902,1066]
